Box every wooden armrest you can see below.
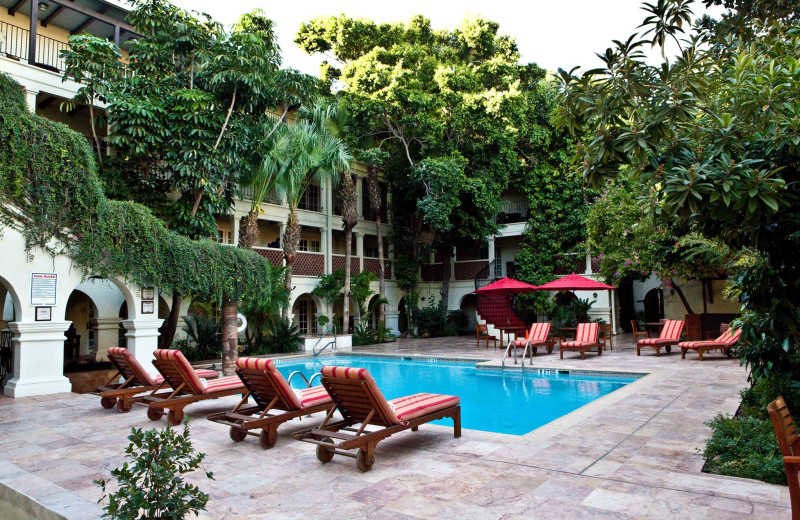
[783,456,800,464]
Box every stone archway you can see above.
[458,294,478,333]
[291,294,322,335]
[398,297,408,333]
[0,274,21,387]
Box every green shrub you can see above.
[414,303,446,337]
[352,322,378,346]
[96,423,213,519]
[181,315,221,361]
[259,317,302,354]
[702,414,785,485]
[446,309,470,334]
[740,374,800,420]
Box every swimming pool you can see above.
[273,355,639,435]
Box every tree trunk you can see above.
[220,298,238,376]
[88,101,103,173]
[282,207,301,319]
[668,278,695,315]
[366,167,385,325]
[238,211,259,249]
[440,250,452,320]
[343,229,352,334]
[158,290,182,349]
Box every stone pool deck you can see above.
[0,334,790,519]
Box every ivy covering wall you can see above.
[0,73,279,305]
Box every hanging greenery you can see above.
[0,73,280,305]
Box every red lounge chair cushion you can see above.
[153,349,207,394]
[236,357,304,410]
[321,366,399,424]
[658,319,684,340]
[575,323,599,343]
[680,328,741,349]
[108,347,157,386]
[297,385,332,408]
[638,338,678,346]
[152,369,218,385]
[388,393,460,423]
[561,341,597,348]
[202,376,245,394]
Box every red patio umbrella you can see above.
[536,273,616,327]
[473,277,538,294]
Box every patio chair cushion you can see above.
[152,368,218,385]
[236,357,303,410]
[388,393,460,423]
[321,366,399,424]
[153,349,207,395]
[202,376,245,394]
[679,340,728,350]
[295,385,332,409]
[657,319,684,340]
[561,340,598,348]
[513,323,552,346]
[715,327,742,345]
[108,347,156,386]
[575,323,599,343]
[638,337,679,346]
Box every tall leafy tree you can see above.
[297,15,524,315]
[361,148,389,324]
[553,0,800,379]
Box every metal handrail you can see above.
[501,338,532,372]
[308,372,323,386]
[287,371,311,388]
[312,323,337,356]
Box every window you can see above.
[299,239,321,253]
[215,229,233,245]
[365,246,378,258]
[298,184,321,212]
[494,248,502,278]
[297,298,317,334]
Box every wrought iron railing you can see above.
[0,20,68,72]
[497,199,529,224]
[239,185,280,204]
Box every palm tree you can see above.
[237,132,288,249]
[361,148,389,327]
[278,117,351,319]
[300,102,356,332]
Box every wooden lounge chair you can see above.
[679,326,742,361]
[476,323,497,349]
[207,357,334,449]
[510,322,552,357]
[140,349,246,426]
[292,366,461,472]
[636,319,684,356]
[560,322,601,360]
[768,397,800,519]
[94,347,218,413]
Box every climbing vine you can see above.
[0,73,279,305]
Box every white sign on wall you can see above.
[30,273,57,306]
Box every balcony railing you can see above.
[553,254,589,276]
[363,257,391,278]
[454,260,489,280]
[239,185,279,204]
[497,199,528,224]
[292,251,325,276]
[252,248,283,267]
[0,20,68,72]
[332,254,360,275]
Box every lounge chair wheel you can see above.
[168,408,185,426]
[259,428,277,449]
[316,437,334,463]
[665,345,672,354]
[116,399,132,413]
[356,449,374,472]
[147,408,164,421]
[100,396,117,409]
[726,349,734,358]
[229,425,247,443]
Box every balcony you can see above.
[454,260,489,280]
[239,185,279,205]
[496,200,528,224]
[252,248,283,267]
[332,254,360,275]
[553,253,590,276]
[1,20,68,72]
[363,257,391,278]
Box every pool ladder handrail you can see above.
[287,371,323,388]
[313,323,337,356]
[501,338,533,372]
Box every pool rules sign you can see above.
[30,273,57,306]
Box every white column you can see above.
[585,251,592,274]
[24,88,38,113]
[450,246,456,281]
[356,177,364,217]
[4,322,72,397]
[122,318,164,379]
[92,317,123,361]
[487,237,495,265]
[321,226,331,274]
[279,222,287,267]
[231,213,241,246]
[356,231,364,273]
[384,310,400,335]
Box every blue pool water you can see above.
[273,356,639,435]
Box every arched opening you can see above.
[459,294,478,333]
[292,294,318,335]
[64,289,99,363]
[0,275,21,387]
[554,291,578,308]
[118,301,129,348]
[644,288,664,323]
[365,295,381,330]
[398,297,408,333]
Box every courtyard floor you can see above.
[0,334,791,519]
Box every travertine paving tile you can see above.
[0,334,790,519]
